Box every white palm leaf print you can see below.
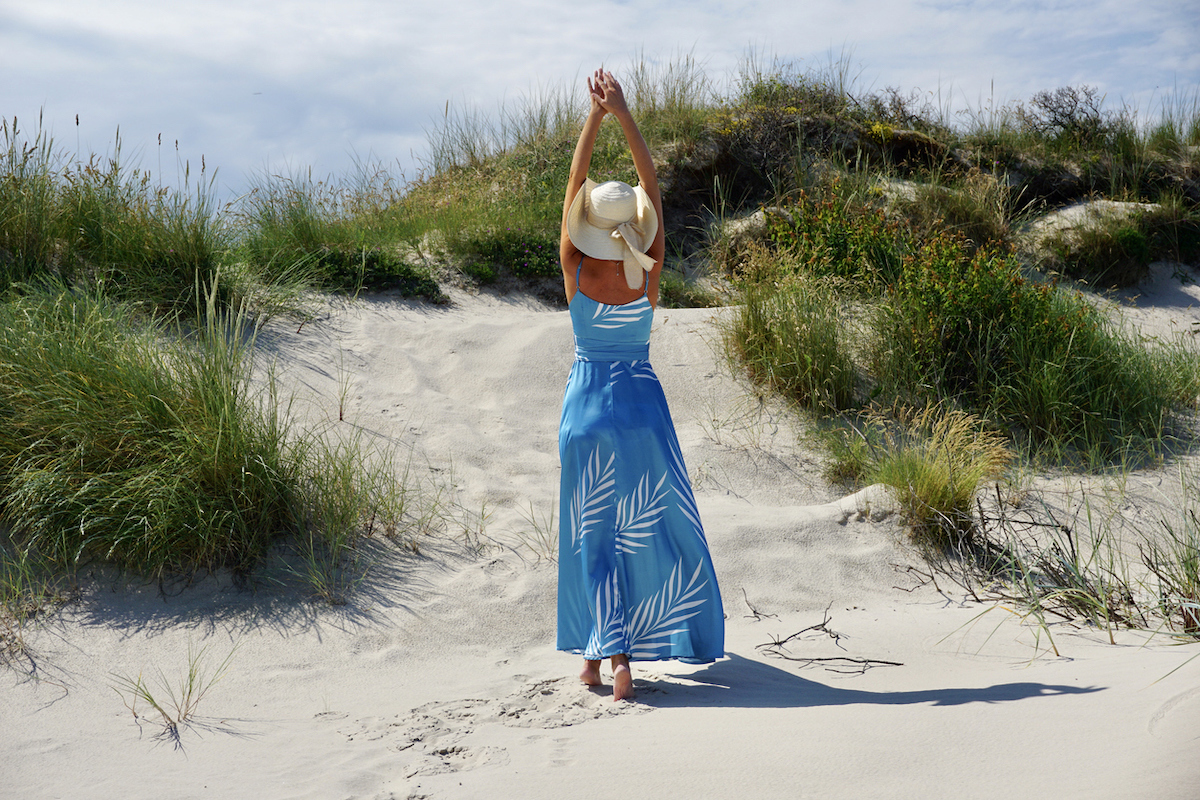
[569,446,616,554]
[629,361,657,381]
[610,360,657,391]
[591,298,649,329]
[625,560,709,659]
[666,434,707,549]
[584,571,625,658]
[615,471,669,554]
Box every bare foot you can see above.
[580,659,602,687]
[611,656,634,702]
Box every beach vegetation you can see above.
[1032,199,1200,287]
[726,246,857,413]
[2,53,1200,624]
[0,540,71,663]
[512,498,558,564]
[236,168,445,300]
[1,119,234,314]
[939,471,1200,653]
[111,641,238,748]
[0,282,408,603]
[1140,504,1200,635]
[723,191,1200,467]
[824,406,1011,549]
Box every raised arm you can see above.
[592,71,665,268]
[561,71,608,273]
[561,69,667,306]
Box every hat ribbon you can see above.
[612,222,656,273]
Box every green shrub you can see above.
[706,105,805,195]
[1038,201,1200,288]
[462,226,559,280]
[761,192,909,291]
[882,234,1055,401]
[1045,221,1152,287]
[310,247,445,300]
[874,232,1194,459]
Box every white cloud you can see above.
[3,0,1196,199]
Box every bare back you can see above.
[562,249,661,307]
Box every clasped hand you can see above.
[587,68,629,118]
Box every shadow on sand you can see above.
[635,653,1103,709]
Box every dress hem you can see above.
[558,646,722,665]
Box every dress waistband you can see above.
[573,336,650,362]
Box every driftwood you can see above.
[741,588,778,622]
[756,603,903,674]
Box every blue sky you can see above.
[3,0,1197,199]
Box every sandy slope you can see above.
[4,270,1200,800]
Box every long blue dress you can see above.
[557,262,724,664]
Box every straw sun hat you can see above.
[566,178,659,289]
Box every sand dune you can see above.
[5,273,1200,799]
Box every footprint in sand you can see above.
[493,676,654,728]
[548,735,575,768]
[336,675,656,775]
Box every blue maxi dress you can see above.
[557,263,724,664]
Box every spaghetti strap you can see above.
[576,256,584,283]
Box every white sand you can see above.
[5,269,1200,799]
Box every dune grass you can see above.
[1,286,288,574]
[725,188,1200,466]
[1,118,234,314]
[824,405,1011,549]
[726,249,856,414]
[236,166,446,299]
[111,641,238,748]
[893,168,1016,251]
[0,282,409,609]
[0,118,61,289]
[957,470,1200,649]
[1141,504,1200,635]
[0,538,71,663]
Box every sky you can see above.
[3,0,1198,201]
